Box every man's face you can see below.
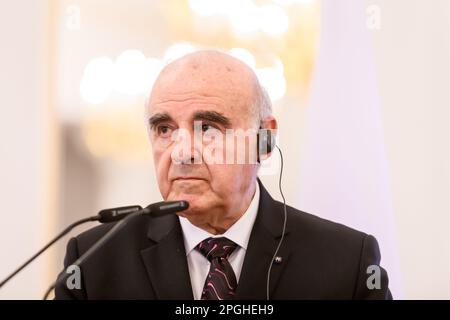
[147,59,259,218]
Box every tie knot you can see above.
[196,237,238,262]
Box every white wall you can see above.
[0,0,53,299]
[372,0,450,299]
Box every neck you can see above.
[186,182,257,235]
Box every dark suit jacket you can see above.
[55,180,392,299]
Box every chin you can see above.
[169,194,209,215]
[166,191,197,207]
[176,202,208,219]
[166,182,206,200]
[165,183,216,214]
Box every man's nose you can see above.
[177,148,201,164]
[171,129,202,164]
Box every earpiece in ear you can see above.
[257,127,275,162]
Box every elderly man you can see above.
[55,50,391,300]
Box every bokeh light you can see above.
[80,57,115,104]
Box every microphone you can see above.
[98,200,190,222]
[43,200,189,299]
[98,205,143,223]
[0,200,188,291]
[144,200,190,217]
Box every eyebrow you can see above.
[192,110,232,128]
[148,113,172,129]
[148,110,232,129]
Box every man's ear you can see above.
[260,116,278,131]
[258,116,278,161]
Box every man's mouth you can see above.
[173,177,205,181]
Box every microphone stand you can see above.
[43,200,189,299]
[0,216,98,289]
[0,205,143,290]
[42,209,145,300]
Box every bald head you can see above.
[148,50,271,126]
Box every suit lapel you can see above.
[235,179,291,299]
[140,214,193,299]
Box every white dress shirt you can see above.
[179,182,260,300]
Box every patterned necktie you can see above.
[196,237,238,300]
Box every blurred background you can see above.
[0,0,449,299]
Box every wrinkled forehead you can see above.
[149,52,258,113]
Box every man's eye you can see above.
[157,125,173,137]
[201,123,215,132]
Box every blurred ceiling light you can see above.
[189,0,241,16]
[258,4,289,36]
[189,0,289,36]
[114,50,149,95]
[229,0,259,33]
[217,0,241,15]
[163,43,196,63]
[144,57,163,93]
[188,0,220,16]
[229,48,256,69]
[273,0,314,5]
[80,56,115,104]
[273,0,293,4]
[272,55,285,73]
[256,67,286,102]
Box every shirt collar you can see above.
[179,182,260,255]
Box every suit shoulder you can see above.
[73,222,117,249]
[279,202,377,272]
[279,201,369,243]
[71,213,176,253]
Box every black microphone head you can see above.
[98,205,143,223]
[144,200,189,217]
